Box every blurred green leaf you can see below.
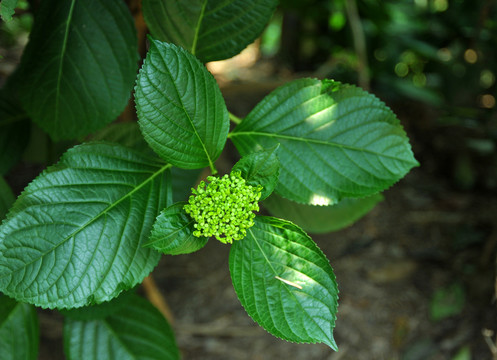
[452,345,471,360]
[430,283,465,321]
[0,91,30,175]
[142,0,278,62]
[264,193,383,233]
[0,295,39,360]
[0,0,17,21]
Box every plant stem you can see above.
[209,162,218,175]
[142,276,175,325]
[229,111,242,125]
[346,0,370,91]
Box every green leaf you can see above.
[0,177,15,220]
[232,145,280,200]
[229,216,339,349]
[0,0,17,21]
[0,143,170,309]
[142,0,278,62]
[91,121,202,202]
[230,79,419,205]
[0,91,30,175]
[263,193,383,233]
[135,39,229,170]
[0,295,39,360]
[430,282,465,321]
[146,202,208,255]
[64,294,179,360]
[16,0,138,140]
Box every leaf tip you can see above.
[325,336,339,351]
[320,79,341,94]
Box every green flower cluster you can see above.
[184,171,262,244]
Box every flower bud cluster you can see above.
[184,171,262,244]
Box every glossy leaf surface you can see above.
[229,216,339,349]
[146,202,209,255]
[232,145,280,200]
[0,143,170,309]
[135,40,229,169]
[230,79,418,205]
[142,0,278,62]
[64,294,179,360]
[17,0,138,140]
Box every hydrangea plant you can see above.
[0,0,418,358]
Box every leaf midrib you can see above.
[54,0,77,128]
[247,224,335,344]
[147,219,195,247]
[153,42,217,171]
[0,163,172,280]
[191,0,208,55]
[229,131,413,163]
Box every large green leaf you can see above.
[146,202,209,255]
[229,216,339,349]
[17,0,138,140]
[0,295,39,360]
[0,143,170,309]
[135,39,229,170]
[263,193,383,233]
[230,79,419,205]
[142,0,278,62]
[0,177,15,220]
[0,91,30,175]
[64,294,179,360]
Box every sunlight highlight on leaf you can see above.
[309,194,334,206]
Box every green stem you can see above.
[345,0,370,90]
[209,163,218,176]
[191,0,208,55]
[229,111,242,125]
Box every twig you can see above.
[482,328,497,359]
[345,0,370,90]
[142,275,175,325]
